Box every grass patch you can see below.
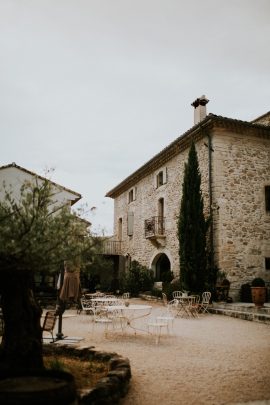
[44,355,109,390]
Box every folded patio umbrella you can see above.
[59,270,81,302]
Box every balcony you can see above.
[145,216,166,246]
[102,240,122,255]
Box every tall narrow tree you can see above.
[178,141,207,293]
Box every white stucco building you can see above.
[0,163,82,210]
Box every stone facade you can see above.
[106,111,270,300]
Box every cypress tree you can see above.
[178,141,207,293]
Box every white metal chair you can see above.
[147,317,169,344]
[157,293,178,333]
[198,292,211,313]
[92,307,114,337]
[172,290,184,299]
[80,297,96,317]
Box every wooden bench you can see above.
[42,311,57,342]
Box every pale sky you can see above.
[1,0,269,235]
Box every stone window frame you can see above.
[155,167,168,189]
[265,185,270,212]
[128,187,136,204]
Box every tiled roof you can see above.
[0,162,82,205]
[106,113,270,198]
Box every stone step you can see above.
[212,302,270,314]
[209,305,270,324]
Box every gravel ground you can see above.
[52,299,270,405]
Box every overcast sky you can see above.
[1,0,269,235]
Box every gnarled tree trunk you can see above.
[0,258,43,372]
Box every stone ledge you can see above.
[43,344,131,404]
[209,308,270,324]
[139,293,161,302]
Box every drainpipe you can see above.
[207,132,214,272]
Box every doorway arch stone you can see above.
[151,252,171,282]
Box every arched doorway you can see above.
[153,253,171,282]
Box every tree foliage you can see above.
[178,141,208,293]
[0,177,100,371]
[0,178,97,275]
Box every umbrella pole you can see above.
[56,267,65,340]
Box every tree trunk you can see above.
[0,260,43,372]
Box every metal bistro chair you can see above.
[80,297,97,317]
[172,290,184,300]
[147,317,169,344]
[198,292,211,313]
[157,294,177,334]
[186,295,201,318]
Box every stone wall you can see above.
[113,136,210,277]
[212,129,270,299]
[112,125,270,300]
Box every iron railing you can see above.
[144,216,165,238]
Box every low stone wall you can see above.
[139,293,161,302]
[43,344,131,405]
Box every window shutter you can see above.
[127,212,134,236]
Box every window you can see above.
[127,212,134,236]
[265,186,270,212]
[157,171,164,187]
[265,257,270,271]
[128,187,136,203]
[156,168,167,188]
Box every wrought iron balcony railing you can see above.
[145,216,165,238]
[102,240,122,255]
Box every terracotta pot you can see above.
[251,287,267,307]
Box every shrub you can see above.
[240,283,252,303]
[160,271,174,283]
[162,281,181,301]
[122,260,154,296]
[251,277,265,287]
[151,288,162,299]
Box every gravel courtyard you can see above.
[55,299,270,405]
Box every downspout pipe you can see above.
[207,132,214,272]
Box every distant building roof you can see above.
[0,162,82,205]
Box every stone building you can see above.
[106,97,270,299]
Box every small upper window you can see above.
[157,171,164,187]
[156,168,167,188]
[265,186,270,212]
[128,187,136,203]
[265,257,270,271]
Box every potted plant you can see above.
[251,277,267,307]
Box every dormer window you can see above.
[156,168,167,188]
[128,187,136,203]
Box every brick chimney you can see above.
[191,95,209,125]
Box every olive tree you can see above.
[0,177,99,371]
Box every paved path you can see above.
[54,298,270,405]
